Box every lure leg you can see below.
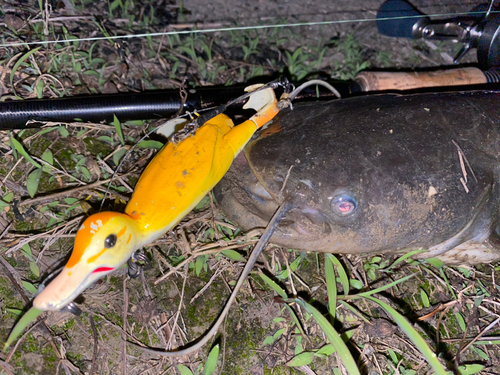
[127,250,151,278]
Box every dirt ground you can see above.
[183,0,478,69]
[0,0,498,374]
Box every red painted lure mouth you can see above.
[92,266,115,274]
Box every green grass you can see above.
[0,1,495,373]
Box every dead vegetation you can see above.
[0,0,498,374]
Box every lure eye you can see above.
[331,195,357,216]
[104,234,117,248]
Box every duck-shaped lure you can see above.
[32,84,281,311]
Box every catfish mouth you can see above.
[214,152,332,249]
[215,173,331,248]
[279,208,331,238]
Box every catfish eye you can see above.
[105,234,117,248]
[331,195,357,216]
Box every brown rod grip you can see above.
[353,68,487,92]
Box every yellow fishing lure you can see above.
[33,85,279,311]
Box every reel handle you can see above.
[353,67,500,92]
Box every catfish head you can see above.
[215,92,500,264]
[33,212,140,311]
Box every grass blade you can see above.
[294,298,361,375]
[287,351,314,367]
[381,249,426,271]
[325,255,337,317]
[458,364,484,374]
[259,271,287,299]
[221,249,245,261]
[326,254,349,296]
[10,47,41,92]
[21,281,38,294]
[10,137,42,168]
[363,296,448,375]
[338,301,370,324]
[29,261,40,278]
[3,307,43,351]
[41,149,54,165]
[26,168,42,198]
[137,140,164,149]
[177,365,193,375]
[354,274,415,299]
[203,344,219,375]
[284,304,307,337]
[113,114,125,145]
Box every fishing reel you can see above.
[376,0,500,68]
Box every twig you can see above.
[279,165,293,202]
[36,121,116,130]
[165,268,188,348]
[281,248,297,297]
[5,216,81,256]
[19,171,135,206]
[1,179,28,195]
[121,275,129,375]
[0,360,15,375]
[452,140,477,194]
[154,239,258,285]
[0,52,22,83]
[35,155,87,185]
[213,220,238,231]
[94,186,130,203]
[98,159,134,193]
[36,217,81,261]
[190,266,225,304]
[5,321,44,363]
[453,316,500,361]
[0,255,30,303]
[0,222,13,240]
[2,158,23,185]
[28,16,92,23]
[89,316,99,375]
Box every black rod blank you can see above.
[0,86,248,129]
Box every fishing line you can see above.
[0,10,496,48]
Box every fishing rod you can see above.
[0,69,498,130]
[0,82,351,129]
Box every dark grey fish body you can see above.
[214,91,500,264]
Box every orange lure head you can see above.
[33,212,140,311]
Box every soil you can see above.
[0,0,498,374]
